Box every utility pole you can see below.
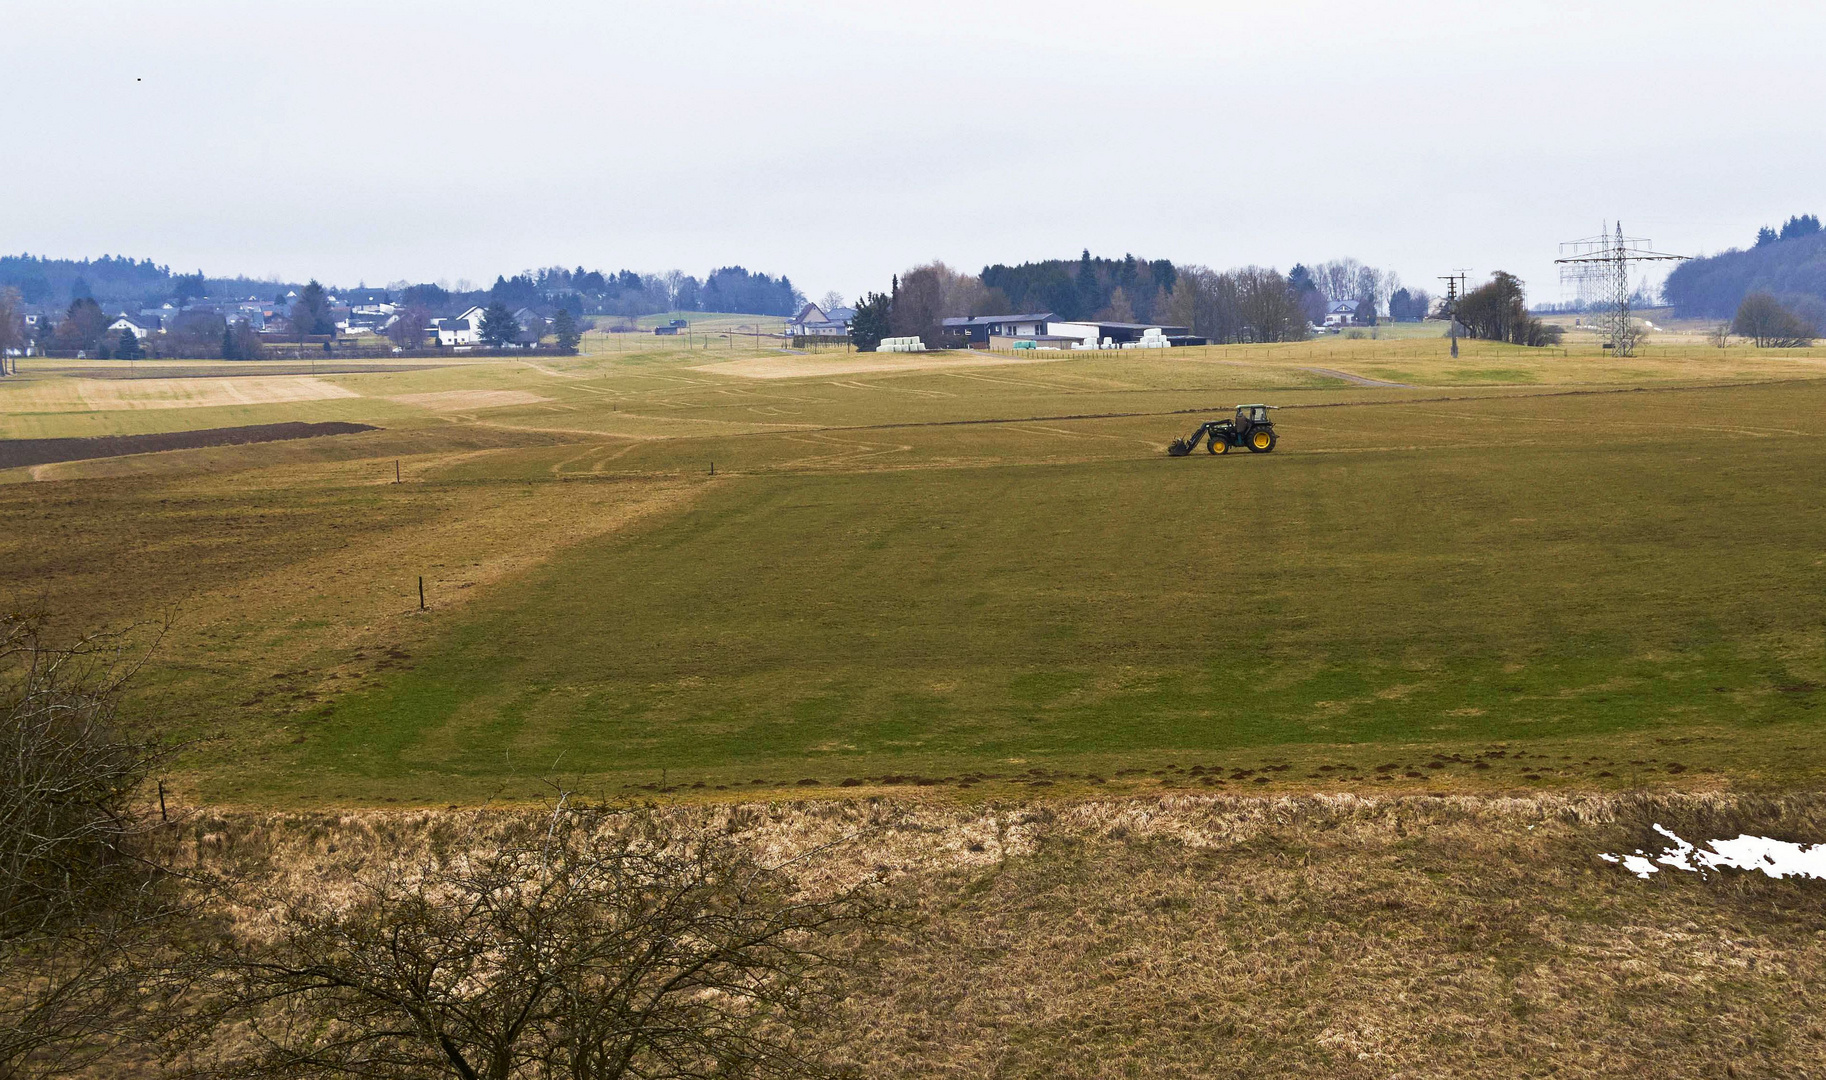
[1438,271,1468,358]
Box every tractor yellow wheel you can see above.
[1249,429,1276,453]
[1208,437,1228,454]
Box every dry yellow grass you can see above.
[16,375,364,412]
[167,791,1826,1079]
[388,389,553,411]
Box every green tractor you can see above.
[1167,404,1279,456]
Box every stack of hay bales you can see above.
[1119,328,1171,350]
[876,336,928,353]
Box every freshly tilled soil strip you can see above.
[0,421,380,469]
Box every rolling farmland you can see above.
[4,334,1823,804]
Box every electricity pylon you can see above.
[1555,223,1688,356]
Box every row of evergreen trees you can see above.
[1754,214,1821,248]
[979,252,1179,323]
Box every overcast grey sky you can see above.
[4,0,1823,302]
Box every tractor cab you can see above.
[1227,404,1278,453]
[1235,404,1274,431]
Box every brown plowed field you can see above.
[0,421,379,469]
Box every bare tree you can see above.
[0,614,176,1080]
[1166,265,1307,345]
[1456,271,1561,347]
[171,804,883,1080]
[889,262,984,347]
[387,306,432,351]
[1235,268,1307,342]
[1379,271,1402,318]
[1311,258,1364,303]
[163,311,227,359]
[817,291,845,314]
[1733,292,1816,347]
[0,287,25,374]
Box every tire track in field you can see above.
[829,379,955,398]
[1302,366,1414,388]
[761,376,1826,437]
[769,432,916,470]
[1402,407,1813,439]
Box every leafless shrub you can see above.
[0,613,176,1079]
[169,799,886,1080]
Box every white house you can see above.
[434,306,486,346]
[108,315,158,339]
[342,302,396,336]
[788,302,825,331]
[788,303,854,336]
[1323,300,1361,327]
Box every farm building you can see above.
[940,313,1057,347]
[653,319,689,336]
[987,334,1085,351]
[946,314,1202,350]
[1046,320,1200,347]
[788,303,853,336]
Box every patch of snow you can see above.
[1600,824,1826,882]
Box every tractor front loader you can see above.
[1167,404,1279,456]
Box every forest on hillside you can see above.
[0,255,190,306]
[1663,214,1826,322]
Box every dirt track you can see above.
[0,421,379,469]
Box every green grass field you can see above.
[4,334,1825,804]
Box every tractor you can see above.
[1167,404,1279,456]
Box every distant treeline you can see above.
[0,254,805,318]
[450,265,801,318]
[1663,214,1826,323]
[0,254,203,307]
